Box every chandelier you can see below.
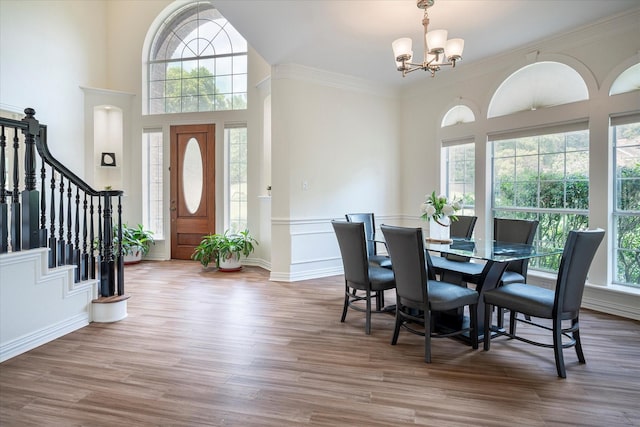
[392,0,464,77]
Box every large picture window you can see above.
[612,117,640,288]
[491,128,590,271]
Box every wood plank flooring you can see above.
[1,260,639,426]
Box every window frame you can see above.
[490,126,590,272]
[611,114,640,288]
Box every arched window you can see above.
[609,63,640,96]
[440,104,476,214]
[441,105,475,127]
[147,1,247,114]
[488,62,588,118]
[488,62,591,272]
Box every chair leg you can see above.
[391,305,402,345]
[509,310,518,336]
[572,317,586,364]
[553,317,566,378]
[483,303,492,351]
[375,291,384,311]
[424,309,432,363]
[365,290,371,335]
[496,307,504,329]
[470,303,478,350]
[341,283,349,323]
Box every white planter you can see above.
[218,253,242,272]
[429,217,451,242]
[123,248,143,265]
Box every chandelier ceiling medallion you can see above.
[392,0,464,77]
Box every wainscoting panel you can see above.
[0,249,98,362]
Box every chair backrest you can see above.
[451,215,478,239]
[345,213,376,256]
[555,229,605,317]
[332,220,370,289]
[494,218,539,275]
[445,215,478,262]
[380,225,428,305]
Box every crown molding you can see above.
[272,63,397,99]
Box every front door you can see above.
[170,124,216,259]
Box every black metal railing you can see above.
[0,108,124,298]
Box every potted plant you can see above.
[192,229,258,271]
[118,224,155,264]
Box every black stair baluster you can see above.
[0,125,8,253]
[10,126,21,252]
[57,176,65,266]
[48,166,57,268]
[97,197,103,293]
[89,195,96,279]
[116,195,124,296]
[39,157,47,247]
[65,180,73,265]
[81,192,89,281]
[73,185,81,282]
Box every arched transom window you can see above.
[147,1,248,114]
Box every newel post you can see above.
[21,108,40,249]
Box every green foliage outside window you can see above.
[613,121,640,287]
[162,65,247,113]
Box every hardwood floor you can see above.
[1,260,639,426]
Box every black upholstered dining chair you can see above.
[381,224,479,362]
[451,215,478,239]
[494,218,539,286]
[483,228,605,378]
[443,215,477,262]
[345,213,391,268]
[332,221,396,335]
[493,218,539,326]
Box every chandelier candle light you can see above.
[421,191,462,242]
[392,0,464,77]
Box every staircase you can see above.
[0,108,128,362]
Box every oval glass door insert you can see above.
[182,137,203,214]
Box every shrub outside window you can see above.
[492,129,590,272]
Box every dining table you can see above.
[373,232,563,344]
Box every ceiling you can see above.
[213,0,640,87]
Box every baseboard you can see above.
[270,266,342,282]
[0,313,89,362]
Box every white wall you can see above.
[0,0,109,176]
[270,65,402,280]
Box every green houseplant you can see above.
[118,224,155,264]
[192,229,258,271]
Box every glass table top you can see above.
[424,238,563,262]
